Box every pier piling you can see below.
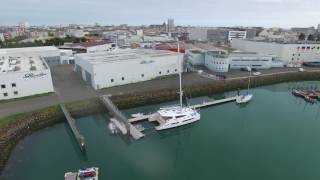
[60,104,86,151]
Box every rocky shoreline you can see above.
[1,71,320,174]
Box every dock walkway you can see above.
[190,96,237,109]
[100,95,145,140]
[60,104,85,151]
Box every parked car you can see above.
[253,72,261,76]
[216,74,226,80]
[299,68,305,72]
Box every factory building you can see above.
[186,50,283,73]
[0,52,54,100]
[231,39,320,66]
[74,49,183,89]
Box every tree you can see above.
[316,34,320,42]
[307,34,315,41]
[0,39,4,48]
[298,33,306,41]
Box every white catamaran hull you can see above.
[155,114,200,131]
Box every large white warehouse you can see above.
[0,54,54,100]
[75,49,183,89]
[231,39,320,66]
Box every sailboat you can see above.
[236,66,253,104]
[155,42,201,131]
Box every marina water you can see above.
[3,81,320,180]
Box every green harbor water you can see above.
[3,82,320,180]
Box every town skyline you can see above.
[1,0,320,28]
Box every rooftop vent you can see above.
[14,66,21,71]
[30,66,37,71]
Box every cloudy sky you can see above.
[1,0,319,28]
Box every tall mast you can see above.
[178,41,183,107]
[248,65,251,91]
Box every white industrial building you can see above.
[205,51,229,73]
[186,49,284,73]
[229,52,284,69]
[0,52,54,100]
[186,49,205,65]
[231,39,320,66]
[75,49,183,89]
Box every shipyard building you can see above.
[231,39,320,66]
[0,48,54,100]
[75,49,183,89]
[186,49,283,73]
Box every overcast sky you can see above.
[1,0,320,28]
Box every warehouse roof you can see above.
[59,41,111,49]
[0,55,48,74]
[0,46,58,55]
[76,49,179,64]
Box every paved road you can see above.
[0,64,320,118]
[0,65,97,118]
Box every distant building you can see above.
[207,29,229,43]
[245,28,257,39]
[291,27,315,35]
[228,31,247,41]
[66,29,86,38]
[74,49,183,89]
[167,19,175,33]
[136,29,144,37]
[188,28,208,41]
[0,47,54,100]
[231,39,320,66]
[188,28,253,43]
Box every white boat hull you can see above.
[155,114,200,131]
[236,94,253,104]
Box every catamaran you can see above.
[236,66,253,104]
[155,42,200,131]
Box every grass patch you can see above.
[0,112,28,128]
[0,92,54,104]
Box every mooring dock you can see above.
[100,95,145,140]
[60,104,85,151]
[128,96,238,123]
[189,96,237,109]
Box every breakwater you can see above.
[1,71,320,174]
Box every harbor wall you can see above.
[1,71,320,173]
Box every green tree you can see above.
[0,39,4,48]
[298,33,306,41]
[307,34,315,41]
